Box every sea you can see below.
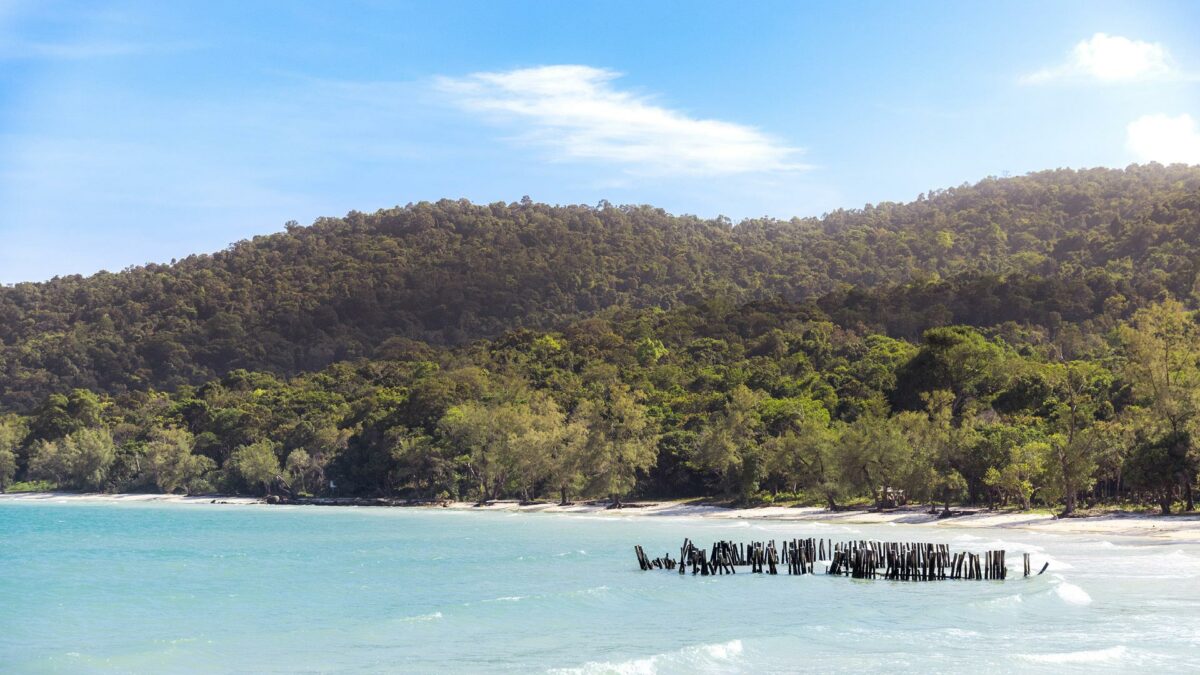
[2,499,1199,673]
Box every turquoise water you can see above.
[2,501,1199,673]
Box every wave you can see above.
[1094,540,1143,550]
[947,534,1045,554]
[710,521,751,529]
[1077,548,1200,580]
[549,639,744,674]
[399,611,443,622]
[568,585,610,598]
[980,593,1024,607]
[1017,645,1128,664]
[1054,581,1092,605]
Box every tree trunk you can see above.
[560,486,569,506]
[1160,492,1172,516]
[1062,480,1076,516]
[1184,479,1194,512]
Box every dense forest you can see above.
[2,164,1197,409]
[1,164,1199,515]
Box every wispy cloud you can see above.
[1127,113,1200,164]
[1021,33,1175,84]
[436,65,806,176]
[0,38,196,60]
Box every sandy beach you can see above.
[6,491,1200,542]
[0,492,262,506]
[447,500,1200,542]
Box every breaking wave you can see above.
[1017,645,1128,664]
[1054,580,1092,605]
[549,639,744,674]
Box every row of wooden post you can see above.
[634,545,677,571]
[637,538,1047,581]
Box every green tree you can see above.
[285,449,315,495]
[901,390,979,513]
[983,440,1045,510]
[27,439,70,487]
[389,430,456,498]
[760,396,839,505]
[439,388,568,502]
[695,385,764,501]
[0,417,25,491]
[635,338,669,367]
[229,440,282,495]
[894,326,1009,416]
[1120,299,1200,510]
[1125,429,1192,514]
[1041,363,1110,515]
[574,386,658,505]
[1122,299,1200,434]
[836,412,912,509]
[142,427,214,494]
[28,394,73,441]
[27,428,116,491]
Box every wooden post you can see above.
[635,545,652,571]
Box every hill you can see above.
[0,164,1198,410]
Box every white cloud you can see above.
[0,39,198,60]
[1022,33,1173,84]
[1126,113,1200,164]
[436,65,805,176]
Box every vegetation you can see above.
[2,165,1198,410]
[1,165,1199,515]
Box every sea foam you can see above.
[1018,645,1128,664]
[1054,581,1092,605]
[550,639,744,674]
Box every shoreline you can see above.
[5,491,1200,541]
[0,491,262,506]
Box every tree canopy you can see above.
[1,165,1199,514]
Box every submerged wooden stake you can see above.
[636,537,1031,584]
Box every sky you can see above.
[1,0,1198,283]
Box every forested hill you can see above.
[1,164,1198,410]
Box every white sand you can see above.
[0,491,261,505]
[447,499,1200,542]
[5,492,1199,541]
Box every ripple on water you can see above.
[1017,645,1128,664]
[549,639,744,675]
[399,611,443,622]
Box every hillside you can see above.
[0,164,1198,410]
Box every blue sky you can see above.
[1,0,1198,283]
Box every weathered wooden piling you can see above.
[634,545,651,571]
[636,536,1033,585]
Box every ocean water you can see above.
[2,501,1200,673]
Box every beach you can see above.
[6,491,1199,542]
